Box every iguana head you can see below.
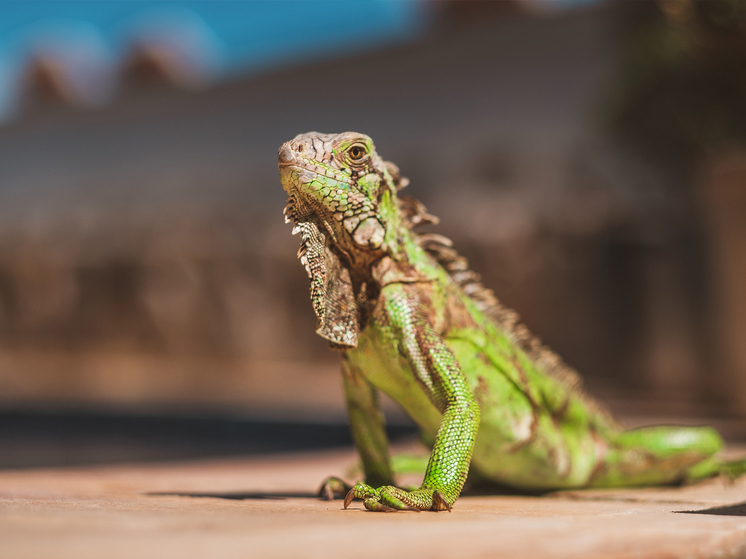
[278,131,403,348]
[278,132,404,253]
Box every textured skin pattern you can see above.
[279,132,745,512]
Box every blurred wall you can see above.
[0,2,742,417]
[700,153,746,414]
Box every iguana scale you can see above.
[278,131,745,512]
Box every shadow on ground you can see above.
[154,493,746,516]
[677,502,746,516]
[151,490,322,500]
[150,481,548,502]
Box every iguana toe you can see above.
[363,498,399,512]
[318,476,352,501]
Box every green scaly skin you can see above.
[278,132,746,512]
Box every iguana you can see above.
[278,131,745,512]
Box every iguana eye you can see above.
[348,145,367,161]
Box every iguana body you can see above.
[278,132,743,512]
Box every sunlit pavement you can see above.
[2,446,746,559]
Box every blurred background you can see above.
[1,0,745,468]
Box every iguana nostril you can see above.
[278,146,295,164]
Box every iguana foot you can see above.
[318,476,353,501]
[721,458,746,481]
[343,482,451,512]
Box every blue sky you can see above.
[0,1,429,119]
[0,0,602,120]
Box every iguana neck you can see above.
[364,191,445,287]
[351,187,430,282]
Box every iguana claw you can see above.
[322,484,334,501]
[343,488,356,509]
[432,490,452,512]
[318,476,353,501]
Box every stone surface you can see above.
[2,448,746,559]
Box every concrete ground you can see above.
[2,447,746,559]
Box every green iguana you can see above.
[278,131,745,512]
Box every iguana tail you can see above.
[686,455,746,481]
[592,425,746,487]
[389,427,746,490]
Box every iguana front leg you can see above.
[345,284,480,512]
[343,355,395,488]
[318,356,394,500]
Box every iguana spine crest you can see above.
[397,189,600,411]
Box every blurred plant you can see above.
[608,0,746,156]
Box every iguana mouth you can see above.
[278,159,322,226]
[278,136,351,188]
[280,172,328,229]
[278,164,316,196]
[279,161,350,195]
